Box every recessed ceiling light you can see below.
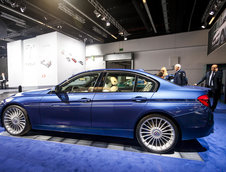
[201,25,206,29]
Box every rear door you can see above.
[91,71,156,130]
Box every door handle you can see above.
[132,96,147,102]
[79,98,91,102]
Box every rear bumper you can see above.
[175,108,214,140]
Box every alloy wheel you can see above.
[137,115,178,153]
[3,106,27,135]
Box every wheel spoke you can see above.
[141,127,151,132]
[143,123,152,130]
[157,119,162,128]
[144,135,153,142]
[159,121,167,129]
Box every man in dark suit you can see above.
[173,64,188,86]
[195,64,222,112]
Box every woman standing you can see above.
[160,67,169,80]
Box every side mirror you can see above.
[55,85,61,93]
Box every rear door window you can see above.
[135,76,156,92]
[98,72,136,92]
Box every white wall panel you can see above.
[22,38,38,86]
[36,32,58,86]
[7,32,85,87]
[7,40,23,87]
[57,32,85,83]
[85,56,105,71]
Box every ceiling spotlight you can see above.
[94,10,101,18]
[106,21,110,26]
[119,31,124,35]
[57,25,62,29]
[201,25,206,29]
[101,16,106,21]
[20,3,26,13]
[209,11,214,15]
[124,37,127,41]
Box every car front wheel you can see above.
[136,114,179,154]
[3,105,31,136]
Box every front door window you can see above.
[60,73,100,93]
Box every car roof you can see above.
[84,68,152,76]
[64,68,181,90]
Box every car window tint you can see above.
[61,73,99,93]
[135,76,155,92]
[98,73,135,92]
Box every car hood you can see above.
[14,88,52,97]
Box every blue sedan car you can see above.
[0,69,213,153]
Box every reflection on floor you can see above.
[0,130,203,161]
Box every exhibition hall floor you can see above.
[0,90,226,171]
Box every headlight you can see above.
[5,98,13,103]
[15,93,23,96]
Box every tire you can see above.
[2,105,31,136]
[136,114,179,154]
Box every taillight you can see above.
[198,95,210,107]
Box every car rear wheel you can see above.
[3,105,31,136]
[136,114,179,154]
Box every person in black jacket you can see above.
[0,73,7,89]
[195,64,222,112]
[173,64,188,86]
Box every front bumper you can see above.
[0,105,3,127]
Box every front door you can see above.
[40,72,100,128]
